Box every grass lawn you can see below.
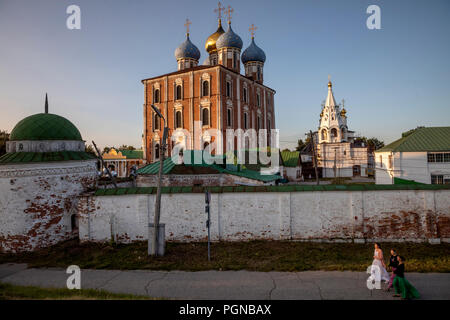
[0,282,151,300]
[0,240,449,272]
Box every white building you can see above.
[0,98,97,252]
[375,127,450,185]
[315,80,369,178]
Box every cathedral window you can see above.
[176,85,182,100]
[154,113,160,130]
[155,143,160,160]
[233,52,237,69]
[257,93,260,107]
[321,129,328,141]
[243,87,248,103]
[175,111,182,128]
[202,108,209,126]
[257,66,261,80]
[331,128,337,139]
[226,81,231,98]
[244,112,248,129]
[227,108,232,127]
[257,116,261,130]
[203,141,210,150]
[154,89,160,103]
[202,80,210,97]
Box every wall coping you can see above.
[93,184,450,197]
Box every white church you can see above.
[315,79,369,178]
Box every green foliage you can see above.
[85,144,96,156]
[354,136,385,150]
[0,283,152,300]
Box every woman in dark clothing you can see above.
[392,256,420,299]
[386,249,398,291]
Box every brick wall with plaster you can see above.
[0,160,97,252]
[78,189,450,244]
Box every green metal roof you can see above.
[394,177,425,185]
[281,151,300,167]
[10,113,83,141]
[137,150,281,183]
[94,183,450,196]
[0,151,96,165]
[377,127,450,152]
[119,149,144,159]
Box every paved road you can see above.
[1,263,449,300]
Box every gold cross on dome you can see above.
[342,99,345,107]
[249,24,257,38]
[328,74,331,82]
[225,5,234,23]
[214,2,225,20]
[184,18,192,34]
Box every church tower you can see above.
[216,6,243,73]
[205,3,225,66]
[318,78,348,143]
[242,24,266,84]
[174,19,201,71]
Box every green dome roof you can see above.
[10,113,83,141]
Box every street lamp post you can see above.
[150,104,168,256]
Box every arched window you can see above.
[257,66,261,80]
[233,51,237,69]
[176,85,182,100]
[331,128,338,138]
[257,116,261,130]
[155,143,160,159]
[227,108,232,127]
[176,111,182,128]
[154,89,160,103]
[226,81,231,97]
[243,87,247,103]
[203,141,210,150]
[202,108,209,126]
[257,93,260,107]
[244,112,248,129]
[321,129,328,141]
[71,214,78,231]
[154,113,160,130]
[202,81,209,97]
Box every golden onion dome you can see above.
[205,19,225,53]
[340,108,347,117]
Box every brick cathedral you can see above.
[142,4,276,163]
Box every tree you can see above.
[0,130,10,157]
[119,145,136,151]
[295,136,312,152]
[102,146,112,154]
[354,136,384,150]
[85,144,96,156]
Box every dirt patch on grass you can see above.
[0,240,449,272]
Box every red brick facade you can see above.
[142,65,276,163]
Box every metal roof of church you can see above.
[377,127,450,152]
[137,151,281,182]
[10,113,82,141]
[0,151,96,164]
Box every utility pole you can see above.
[150,105,168,256]
[334,148,337,180]
[309,130,319,185]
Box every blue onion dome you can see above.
[241,37,266,64]
[174,34,201,60]
[216,23,243,50]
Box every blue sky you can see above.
[0,0,449,150]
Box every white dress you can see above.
[367,249,390,285]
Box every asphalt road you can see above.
[1,263,449,300]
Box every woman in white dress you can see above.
[367,243,390,287]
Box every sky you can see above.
[0,0,449,150]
